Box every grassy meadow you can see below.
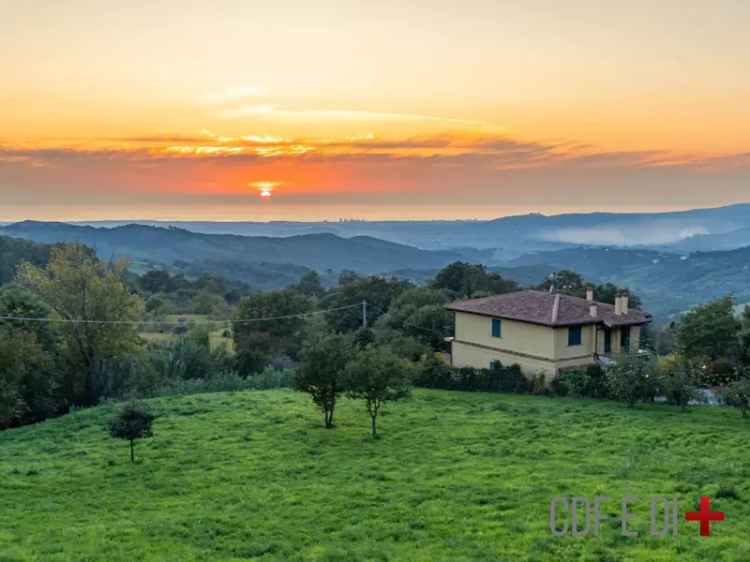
[139,313,235,352]
[1,389,749,561]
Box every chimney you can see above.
[615,291,629,315]
[590,304,598,318]
[586,287,594,302]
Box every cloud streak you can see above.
[2,130,749,220]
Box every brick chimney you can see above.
[586,287,594,302]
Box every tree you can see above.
[605,353,658,407]
[657,355,702,412]
[676,297,741,363]
[537,273,642,308]
[233,290,312,374]
[378,287,453,349]
[17,244,144,406]
[294,332,352,428]
[432,262,517,298]
[724,368,750,418]
[345,345,413,438]
[321,275,411,332]
[296,270,324,297]
[538,270,587,296]
[739,306,750,368]
[108,402,155,463]
[139,269,177,294]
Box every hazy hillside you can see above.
[76,203,750,257]
[511,246,750,319]
[0,221,465,280]
[664,226,750,252]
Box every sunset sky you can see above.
[2,1,749,221]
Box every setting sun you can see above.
[252,181,278,198]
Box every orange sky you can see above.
[1,1,749,221]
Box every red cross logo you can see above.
[685,496,725,536]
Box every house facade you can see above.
[446,289,651,380]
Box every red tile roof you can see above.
[445,290,651,328]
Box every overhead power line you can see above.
[0,303,362,326]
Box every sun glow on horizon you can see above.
[252,181,279,198]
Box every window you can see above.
[568,325,582,346]
[621,326,631,351]
[491,318,502,338]
[604,329,612,354]
[490,360,501,370]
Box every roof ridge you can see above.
[551,293,561,323]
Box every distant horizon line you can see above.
[1,201,749,226]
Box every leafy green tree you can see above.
[657,355,702,412]
[296,270,324,297]
[605,353,658,407]
[233,290,312,374]
[17,244,144,406]
[140,270,177,293]
[379,287,453,348]
[345,345,413,438]
[144,294,174,317]
[536,273,642,308]
[192,291,226,316]
[294,332,353,428]
[108,402,155,463]
[676,297,741,362]
[322,275,411,332]
[537,270,587,295]
[432,262,517,298]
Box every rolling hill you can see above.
[74,203,750,257]
[0,221,467,284]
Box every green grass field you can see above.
[1,389,749,561]
[139,314,235,352]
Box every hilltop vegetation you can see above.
[2,389,750,561]
[511,246,750,319]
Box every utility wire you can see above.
[0,303,361,326]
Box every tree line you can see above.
[3,245,750,432]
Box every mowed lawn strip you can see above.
[1,389,749,562]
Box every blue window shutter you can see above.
[491,318,502,338]
[568,326,582,346]
[621,327,631,350]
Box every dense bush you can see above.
[723,372,750,418]
[152,368,295,398]
[414,356,529,393]
[553,365,608,398]
[605,353,659,407]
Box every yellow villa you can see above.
[446,289,652,380]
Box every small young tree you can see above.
[108,402,155,463]
[605,353,658,407]
[294,332,352,428]
[345,345,413,438]
[657,354,702,412]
